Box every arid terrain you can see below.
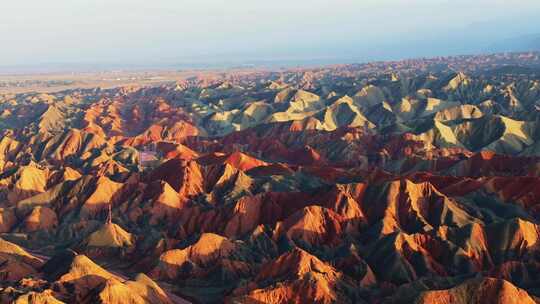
[1,52,540,303]
[0,69,269,94]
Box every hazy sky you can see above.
[2,0,540,69]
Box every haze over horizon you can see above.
[2,0,540,72]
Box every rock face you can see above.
[0,238,44,282]
[13,290,65,304]
[415,277,536,304]
[21,206,58,232]
[229,247,361,304]
[2,52,540,303]
[5,250,175,304]
[85,223,134,248]
[282,206,344,246]
[151,233,238,280]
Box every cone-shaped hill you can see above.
[85,222,134,248]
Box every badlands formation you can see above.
[0,52,540,303]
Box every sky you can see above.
[1,0,540,71]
